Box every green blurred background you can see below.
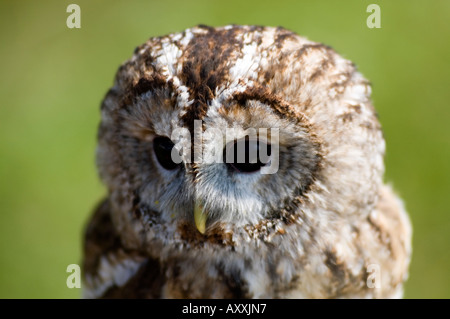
[0,0,449,298]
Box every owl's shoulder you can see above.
[82,199,163,298]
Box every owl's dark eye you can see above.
[223,137,271,173]
[153,136,181,170]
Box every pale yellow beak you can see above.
[194,201,207,234]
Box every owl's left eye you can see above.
[153,136,181,170]
[223,137,271,173]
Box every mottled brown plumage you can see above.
[83,25,411,298]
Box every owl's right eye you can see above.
[153,136,181,170]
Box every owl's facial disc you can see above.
[121,92,322,235]
[111,87,322,237]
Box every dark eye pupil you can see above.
[223,138,271,173]
[153,136,180,170]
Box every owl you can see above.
[82,25,412,298]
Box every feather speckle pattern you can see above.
[83,25,411,298]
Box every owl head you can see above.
[96,25,384,244]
